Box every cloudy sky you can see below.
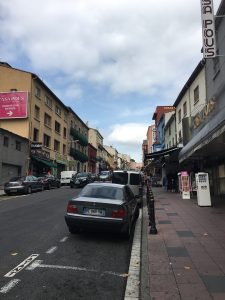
[0,0,221,162]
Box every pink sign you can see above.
[0,91,28,119]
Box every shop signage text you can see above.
[200,0,216,58]
[31,149,50,160]
[194,98,216,128]
[0,91,28,119]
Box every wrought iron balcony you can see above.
[69,147,88,163]
[70,127,88,146]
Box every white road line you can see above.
[46,246,58,254]
[4,254,39,278]
[26,260,128,278]
[124,210,142,300]
[0,279,20,294]
[60,236,68,243]
[26,260,43,271]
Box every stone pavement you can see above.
[142,187,225,300]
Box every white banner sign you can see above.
[200,0,216,58]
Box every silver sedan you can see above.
[64,182,139,238]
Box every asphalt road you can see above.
[0,186,133,300]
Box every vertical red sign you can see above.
[0,91,28,119]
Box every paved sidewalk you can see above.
[144,187,225,300]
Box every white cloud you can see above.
[0,0,221,97]
[107,123,147,145]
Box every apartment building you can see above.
[0,62,88,177]
[88,128,104,173]
[68,107,88,172]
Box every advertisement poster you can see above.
[0,91,28,119]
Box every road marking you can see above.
[124,210,142,300]
[4,254,39,278]
[46,246,58,254]
[27,260,128,277]
[0,279,20,294]
[26,260,43,271]
[60,236,68,243]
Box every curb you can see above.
[124,209,142,299]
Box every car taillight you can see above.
[112,209,126,218]
[67,203,78,213]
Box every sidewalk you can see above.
[143,187,225,300]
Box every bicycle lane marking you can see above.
[4,254,39,278]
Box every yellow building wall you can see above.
[0,65,31,139]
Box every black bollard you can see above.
[148,190,157,234]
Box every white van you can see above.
[60,171,77,186]
[111,170,143,206]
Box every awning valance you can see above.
[145,147,181,160]
[179,106,225,163]
[31,156,57,168]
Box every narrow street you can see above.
[0,187,133,299]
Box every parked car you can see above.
[60,171,77,186]
[111,170,143,207]
[4,175,44,195]
[70,172,92,188]
[65,182,139,238]
[90,173,99,182]
[37,175,61,189]
[99,170,111,182]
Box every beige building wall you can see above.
[0,64,69,163]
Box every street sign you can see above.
[0,91,28,119]
[200,0,216,58]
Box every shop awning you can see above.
[31,156,57,168]
[179,107,225,163]
[145,147,181,160]
[56,159,67,165]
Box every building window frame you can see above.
[35,86,41,99]
[194,86,199,105]
[43,134,51,148]
[16,141,21,151]
[44,113,52,128]
[3,136,9,147]
[45,95,53,109]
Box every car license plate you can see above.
[84,208,105,216]
[13,189,17,192]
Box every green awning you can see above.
[32,156,57,168]
[56,159,67,165]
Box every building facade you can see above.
[0,128,29,185]
[0,62,89,177]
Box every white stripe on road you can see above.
[26,260,43,271]
[27,260,128,277]
[46,246,58,254]
[124,210,142,300]
[4,254,39,278]
[60,236,68,243]
[0,279,20,294]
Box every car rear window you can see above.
[112,172,128,185]
[130,173,141,185]
[80,185,123,200]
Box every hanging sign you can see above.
[200,0,216,58]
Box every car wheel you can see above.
[68,226,79,234]
[47,184,50,190]
[27,186,32,194]
[41,185,44,191]
[57,183,61,188]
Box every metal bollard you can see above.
[148,188,157,234]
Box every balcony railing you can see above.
[70,147,88,163]
[70,128,88,146]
